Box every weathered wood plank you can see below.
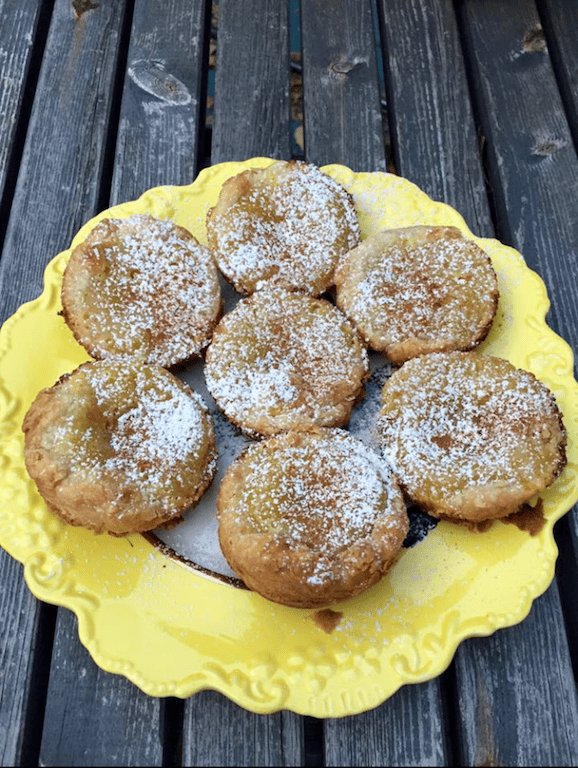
[458,0,578,329]
[454,580,578,766]
[0,8,57,764]
[39,610,164,767]
[110,0,209,205]
[458,0,578,516]
[542,15,578,608]
[0,1,167,765]
[33,1,215,764]
[373,2,578,764]
[554,510,578,686]
[300,0,386,171]
[532,0,578,149]
[314,2,475,761]
[210,0,291,163]
[34,5,215,758]
[180,4,303,764]
[0,552,53,767]
[376,0,493,235]
[0,0,128,319]
[298,2,448,762]
[2,1,578,766]
[324,680,448,767]
[452,0,578,761]
[0,0,45,211]
[182,691,303,767]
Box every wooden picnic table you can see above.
[1,0,578,765]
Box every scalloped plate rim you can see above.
[1,160,577,717]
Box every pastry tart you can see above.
[204,288,369,437]
[217,428,409,608]
[335,225,498,365]
[206,160,360,295]
[378,351,567,522]
[61,214,221,367]
[22,358,217,535]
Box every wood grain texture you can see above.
[555,512,578,689]
[0,0,129,322]
[297,2,448,760]
[324,680,448,766]
[300,0,386,171]
[452,0,578,761]
[110,0,209,205]
[459,0,578,336]
[539,0,578,150]
[39,610,164,767]
[376,0,492,236]
[0,552,49,766]
[2,0,578,765]
[378,2,578,764]
[211,0,291,163]
[183,5,302,763]
[0,0,44,207]
[453,580,578,766]
[0,2,166,765]
[0,6,50,764]
[182,690,303,766]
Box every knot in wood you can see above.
[329,56,357,76]
[128,60,192,106]
[522,24,547,53]
[72,0,99,20]
[531,136,567,157]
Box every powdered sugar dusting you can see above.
[230,430,406,585]
[56,361,215,508]
[378,352,565,506]
[204,289,369,435]
[208,161,360,294]
[337,228,497,351]
[66,214,221,366]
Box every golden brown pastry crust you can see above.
[61,214,221,367]
[204,288,369,437]
[217,428,409,608]
[377,351,567,522]
[334,226,498,365]
[206,160,360,295]
[22,359,217,535]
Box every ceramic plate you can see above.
[1,159,577,717]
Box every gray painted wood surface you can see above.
[0,552,50,766]
[454,579,578,766]
[376,0,493,236]
[182,691,304,766]
[534,0,578,684]
[298,2,447,764]
[0,0,128,319]
[453,0,578,761]
[28,2,210,764]
[459,0,578,306]
[0,1,45,210]
[300,0,386,171]
[39,610,164,767]
[0,2,166,765]
[210,0,291,163]
[324,679,448,766]
[110,0,210,205]
[540,0,578,151]
[1,0,578,765]
[179,3,298,763]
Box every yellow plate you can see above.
[1,159,577,717]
